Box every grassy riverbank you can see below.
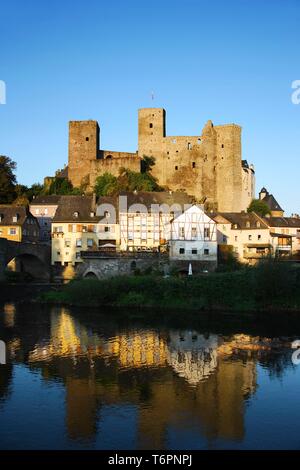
[39,261,300,313]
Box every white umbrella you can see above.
[188,263,193,276]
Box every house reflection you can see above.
[25,307,259,446]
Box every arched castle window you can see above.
[106,155,112,160]
[192,162,196,168]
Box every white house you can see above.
[167,205,217,269]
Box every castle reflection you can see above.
[22,307,261,446]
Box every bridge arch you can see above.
[0,239,51,281]
[82,269,100,280]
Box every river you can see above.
[0,303,300,449]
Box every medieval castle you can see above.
[65,108,255,212]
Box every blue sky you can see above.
[0,0,299,214]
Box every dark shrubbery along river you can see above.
[0,302,300,449]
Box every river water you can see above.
[0,303,300,450]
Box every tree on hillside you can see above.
[0,155,17,203]
[247,199,271,217]
[47,177,81,195]
[94,172,118,196]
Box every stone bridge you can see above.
[0,238,51,281]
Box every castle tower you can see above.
[214,124,243,212]
[68,120,99,187]
[138,108,166,157]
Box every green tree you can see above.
[0,155,17,203]
[247,199,271,217]
[94,172,118,196]
[47,177,79,195]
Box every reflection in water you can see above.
[0,304,299,449]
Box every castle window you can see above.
[149,123,153,128]
[167,151,169,155]
[175,166,178,170]
[172,139,176,144]
[197,138,201,144]
[106,155,112,160]
[188,143,192,150]
[86,137,89,141]
[221,144,224,148]
[192,162,196,168]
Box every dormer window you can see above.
[73,211,79,218]
[256,221,260,228]
[104,210,110,218]
[13,214,19,223]
[90,211,95,218]
[0,213,3,222]
[233,224,238,229]
[246,221,250,228]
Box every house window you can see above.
[204,249,209,255]
[258,234,261,240]
[223,235,227,242]
[235,235,238,241]
[192,249,197,254]
[246,221,250,228]
[191,227,197,238]
[256,221,260,228]
[105,226,110,232]
[57,251,61,256]
[204,227,210,238]
[12,215,19,223]
[9,228,16,235]
[248,234,252,240]
[73,211,79,218]
[35,209,39,215]
[65,239,71,247]
[179,248,185,254]
[192,162,196,168]
[104,210,110,218]
[76,239,82,247]
[87,239,93,248]
[180,227,185,238]
[76,252,81,260]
